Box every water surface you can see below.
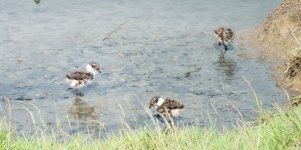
[0,0,284,135]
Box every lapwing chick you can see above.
[149,96,184,118]
[66,62,101,96]
[214,26,235,50]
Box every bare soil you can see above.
[247,0,301,95]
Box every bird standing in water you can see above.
[66,62,101,96]
[214,26,235,50]
[149,96,184,119]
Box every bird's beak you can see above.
[148,105,152,108]
[98,70,102,73]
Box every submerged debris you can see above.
[290,95,301,107]
[1,96,33,101]
[185,67,201,78]
[34,0,40,5]
[284,50,301,78]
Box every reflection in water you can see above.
[215,52,237,79]
[0,0,285,134]
[68,97,99,123]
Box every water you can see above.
[0,0,284,135]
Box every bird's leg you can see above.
[222,42,228,50]
[158,115,165,123]
[75,88,84,96]
[76,88,80,96]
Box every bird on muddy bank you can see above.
[66,62,101,96]
[214,26,235,50]
[149,96,184,119]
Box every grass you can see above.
[0,105,301,150]
[1,77,301,150]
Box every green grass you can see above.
[1,106,301,150]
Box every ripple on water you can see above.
[0,0,284,135]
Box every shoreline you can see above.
[246,0,301,95]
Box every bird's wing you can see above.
[163,98,184,109]
[66,71,92,80]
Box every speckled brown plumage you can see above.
[156,100,184,117]
[149,96,184,118]
[214,26,235,50]
[149,96,160,108]
[161,98,184,109]
[66,71,94,81]
[66,62,101,96]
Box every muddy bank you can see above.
[247,0,301,94]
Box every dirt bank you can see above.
[247,0,301,95]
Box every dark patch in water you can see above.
[191,91,205,96]
[185,67,202,78]
[10,96,33,101]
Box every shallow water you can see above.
[0,0,284,135]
